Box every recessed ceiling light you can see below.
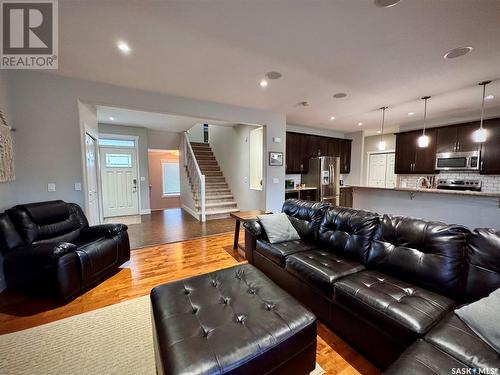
[408,112,415,116]
[117,41,131,54]
[259,79,268,88]
[330,116,335,120]
[333,93,347,99]
[109,116,114,121]
[374,0,401,8]
[297,101,310,107]
[485,95,494,100]
[443,46,473,59]
[358,122,363,126]
[265,71,282,80]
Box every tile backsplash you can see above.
[398,172,500,193]
[285,174,302,187]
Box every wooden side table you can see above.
[230,210,267,250]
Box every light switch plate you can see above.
[140,176,146,181]
[48,183,56,192]
[272,178,279,184]
[74,182,82,191]
[273,137,281,143]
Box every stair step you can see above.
[203,171,223,176]
[190,142,210,147]
[203,207,240,216]
[196,200,237,208]
[195,194,234,201]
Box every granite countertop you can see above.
[285,187,318,192]
[348,185,500,198]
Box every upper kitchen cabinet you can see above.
[480,118,500,175]
[436,122,481,153]
[395,129,437,174]
[285,132,351,174]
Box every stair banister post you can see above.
[201,175,206,222]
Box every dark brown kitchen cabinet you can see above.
[285,132,352,174]
[436,122,481,153]
[480,118,500,175]
[395,129,437,174]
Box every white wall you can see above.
[208,124,266,211]
[6,71,286,213]
[98,123,151,213]
[187,123,205,143]
[148,129,181,150]
[343,131,364,186]
[353,188,500,230]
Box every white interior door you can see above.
[85,133,100,225]
[100,147,139,217]
[368,153,388,187]
[385,153,396,188]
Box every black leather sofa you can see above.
[244,199,500,371]
[0,200,130,300]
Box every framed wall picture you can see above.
[269,152,283,166]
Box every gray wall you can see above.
[147,129,181,150]
[0,71,17,211]
[5,71,286,213]
[287,124,344,138]
[209,124,266,211]
[98,123,151,213]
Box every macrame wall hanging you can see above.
[0,109,15,182]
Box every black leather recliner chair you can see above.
[0,200,130,300]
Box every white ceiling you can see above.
[96,106,234,132]
[57,0,500,133]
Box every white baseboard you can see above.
[182,205,199,220]
[140,209,151,215]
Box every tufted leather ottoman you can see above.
[150,264,317,375]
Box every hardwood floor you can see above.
[0,233,379,375]
[126,208,236,249]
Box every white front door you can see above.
[100,147,139,217]
[85,133,100,224]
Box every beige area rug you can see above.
[0,296,325,375]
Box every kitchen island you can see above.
[349,185,500,229]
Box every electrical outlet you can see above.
[140,176,146,181]
[48,183,56,192]
[272,178,279,184]
[74,182,82,191]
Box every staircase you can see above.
[188,142,239,219]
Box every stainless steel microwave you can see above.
[435,151,480,171]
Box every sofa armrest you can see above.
[5,242,77,263]
[243,220,263,238]
[81,224,128,238]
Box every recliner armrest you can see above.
[81,224,128,238]
[5,242,77,263]
[243,220,263,238]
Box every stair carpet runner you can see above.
[189,142,239,218]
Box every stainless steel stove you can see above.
[436,179,482,192]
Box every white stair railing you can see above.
[183,132,206,222]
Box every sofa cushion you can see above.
[286,250,365,299]
[7,200,86,244]
[426,313,500,369]
[256,239,317,267]
[334,270,454,341]
[282,199,329,242]
[385,339,467,375]
[75,237,120,282]
[318,207,378,264]
[257,213,300,244]
[368,215,468,299]
[465,228,500,302]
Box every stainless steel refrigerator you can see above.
[302,156,340,205]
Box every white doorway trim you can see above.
[366,149,396,188]
[99,133,142,217]
[80,126,103,224]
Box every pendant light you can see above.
[417,96,431,148]
[377,106,388,151]
[472,80,491,143]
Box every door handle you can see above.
[132,178,137,192]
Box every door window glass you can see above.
[105,153,132,168]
